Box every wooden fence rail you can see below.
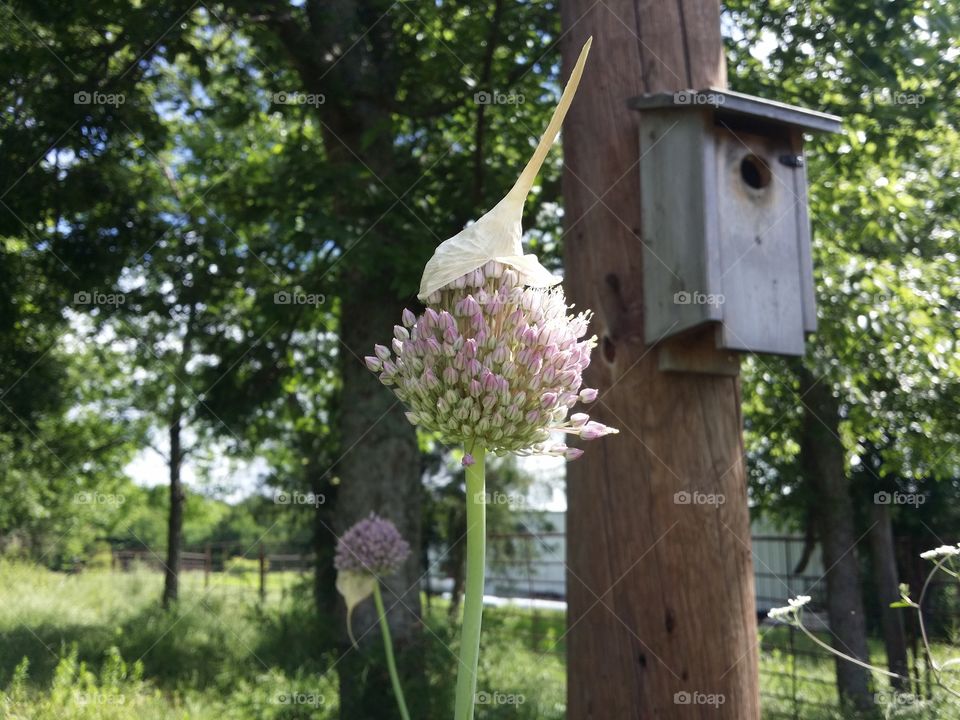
[111,545,315,601]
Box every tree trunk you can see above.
[798,368,876,713]
[561,3,760,717]
[335,265,422,720]
[868,501,909,690]
[446,501,467,620]
[163,407,183,607]
[308,453,339,635]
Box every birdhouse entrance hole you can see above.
[740,154,771,189]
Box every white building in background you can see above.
[428,508,826,615]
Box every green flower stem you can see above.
[454,445,487,720]
[373,582,411,720]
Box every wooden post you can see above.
[204,544,211,588]
[561,2,760,718]
[259,545,266,604]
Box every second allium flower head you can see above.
[364,38,615,458]
[335,513,411,576]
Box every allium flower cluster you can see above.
[365,260,617,458]
[335,513,411,576]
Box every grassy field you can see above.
[0,562,954,718]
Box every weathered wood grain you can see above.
[561,0,761,717]
[714,127,806,355]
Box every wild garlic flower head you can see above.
[364,39,612,459]
[366,260,616,458]
[335,513,411,576]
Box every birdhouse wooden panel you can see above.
[629,89,841,357]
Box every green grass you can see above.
[758,625,959,719]
[1,562,956,719]
[0,561,338,719]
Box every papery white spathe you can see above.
[417,38,593,301]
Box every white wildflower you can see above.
[920,544,960,560]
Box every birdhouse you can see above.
[628,89,841,357]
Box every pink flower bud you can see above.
[364,356,382,372]
[402,308,416,327]
[580,421,614,441]
[491,345,509,364]
[374,344,391,361]
[571,413,589,428]
[579,388,599,403]
[439,311,456,332]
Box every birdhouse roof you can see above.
[628,88,842,134]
